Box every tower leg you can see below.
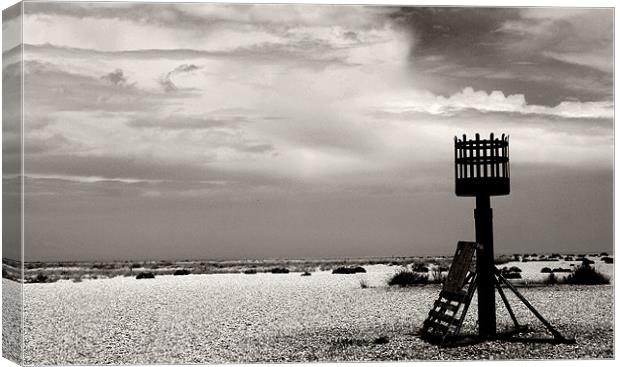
[495,269,574,342]
[475,194,496,338]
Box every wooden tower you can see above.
[454,133,509,338]
[420,133,574,347]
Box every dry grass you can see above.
[387,269,430,286]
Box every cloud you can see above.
[233,142,274,154]
[101,68,128,86]
[19,5,613,191]
[22,60,184,113]
[24,2,395,31]
[24,174,163,185]
[25,133,81,155]
[496,9,612,73]
[543,51,612,74]
[173,64,200,73]
[400,8,611,106]
[159,63,201,92]
[23,3,405,70]
[127,115,244,130]
[382,87,613,119]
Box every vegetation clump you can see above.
[601,256,613,264]
[541,267,552,273]
[136,272,155,279]
[332,266,366,274]
[565,263,610,285]
[270,267,290,274]
[410,262,429,272]
[243,269,257,274]
[173,269,191,276]
[500,266,522,279]
[387,269,429,287]
[301,271,311,276]
[430,267,446,284]
[544,272,558,285]
[27,273,59,283]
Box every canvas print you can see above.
[2,1,614,365]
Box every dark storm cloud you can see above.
[391,7,612,105]
[391,7,521,61]
[417,60,611,105]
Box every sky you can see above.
[1,3,614,261]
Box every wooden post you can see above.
[475,194,496,338]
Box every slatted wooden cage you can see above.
[454,133,510,197]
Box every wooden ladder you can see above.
[421,272,477,346]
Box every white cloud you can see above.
[24,174,163,184]
[382,87,613,119]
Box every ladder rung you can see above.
[423,320,450,334]
[434,300,459,313]
[440,290,466,303]
[429,310,458,325]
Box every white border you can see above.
[0,1,617,367]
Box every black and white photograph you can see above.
[1,1,615,365]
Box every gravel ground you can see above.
[2,278,22,363]
[16,266,614,365]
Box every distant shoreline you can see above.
[2,252,612,284]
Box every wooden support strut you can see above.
[493,275,520,329]
[422,265,575,346]
[494,267,575,343]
